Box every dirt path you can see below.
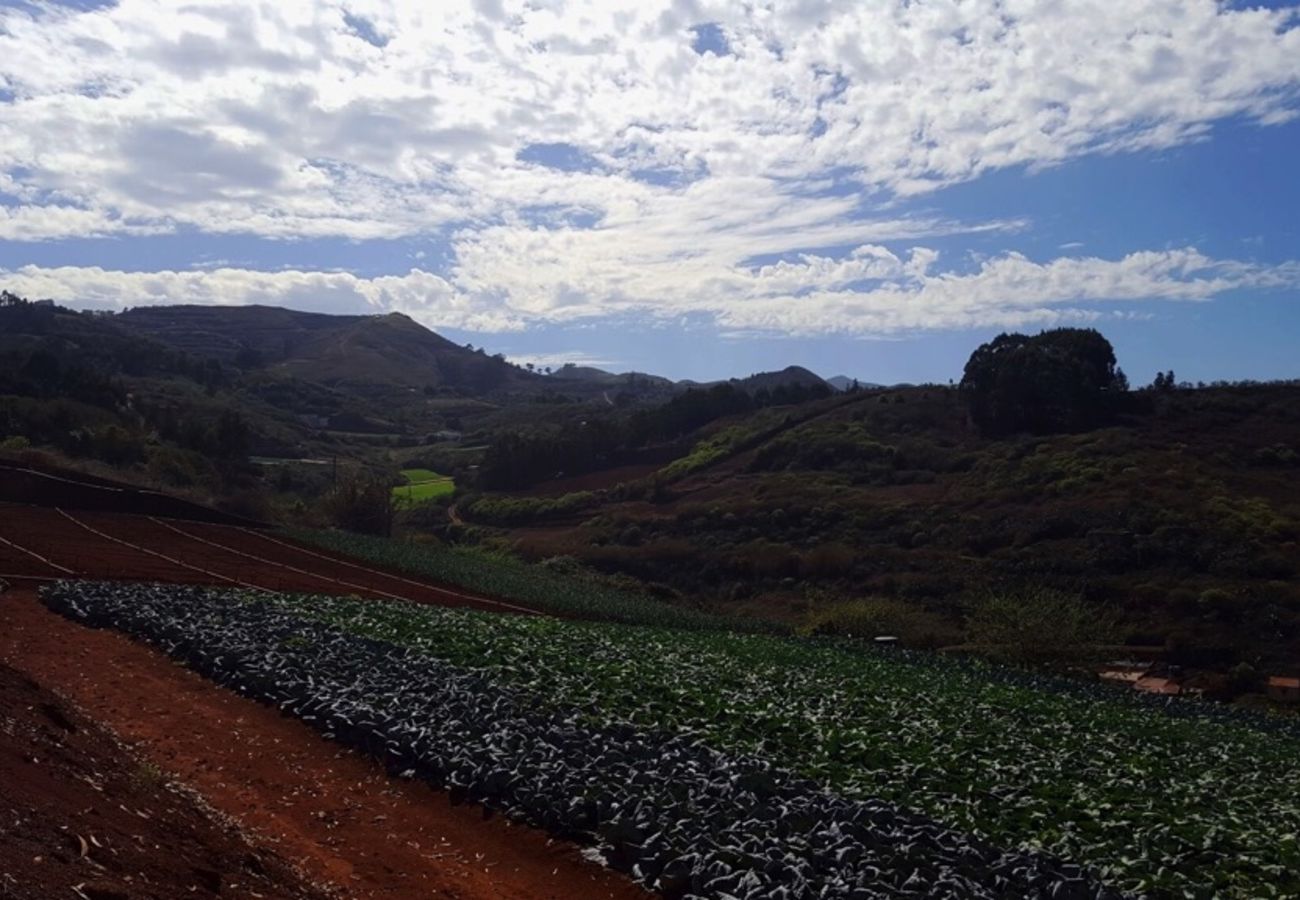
[0,590,648,900]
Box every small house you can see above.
[1267,676,1300,704]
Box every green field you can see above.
[286,526,768,630]
[264,591,1300,899]
[392,468,455,504]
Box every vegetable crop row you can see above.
[284,526,781,632]
[42,581,1121,900]
[263,590,1300,900]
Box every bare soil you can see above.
[0,502,536,614]
[0,652,328,900]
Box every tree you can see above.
[322,471,396,536]
[960,328,1127,435]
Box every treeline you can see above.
[960,328,1130,436]
[0,294,226,392]
[0,292,249,475]
[480,381,833,489]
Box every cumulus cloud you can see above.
[0,0,1297,243]
[6,248,1296,336]
[0,264,523,331]
[1,1,1298,335]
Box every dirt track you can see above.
[0,498,645,900]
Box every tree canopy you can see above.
[959,328,1128,435]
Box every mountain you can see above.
[827,375,886,392]
[117,305,536,394]
[549,364,676,389]
[675,366,833,394]
[732,366,831,394]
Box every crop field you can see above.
[43,582,1300,899]
[287,526,767,630]
[393,467,455,504]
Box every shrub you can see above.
[967,587,1115,666]
[321,472,396,536]
[799,543,856,578]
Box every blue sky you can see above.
[1,1,1299,384]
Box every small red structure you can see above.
[1134,676,1181,696]
[1267,676,1300,704]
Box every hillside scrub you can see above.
[497,382,1300,669]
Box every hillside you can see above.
[461,382,1300,680]
[118,305,537,394]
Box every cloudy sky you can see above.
[1,0,1298,383]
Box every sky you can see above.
[1,0,1298,384]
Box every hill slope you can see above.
[117,305,536,393]
[478,382,1300,675]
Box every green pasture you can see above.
[392,468,455,504]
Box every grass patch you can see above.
[392,468,455,505]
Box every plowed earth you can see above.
[0,496,646,900]
[0,657,327,900]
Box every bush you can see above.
[967,588,1115,666]
[465,491,596,525]
[322,473,396,536]
[799,543,856,578]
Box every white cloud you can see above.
[506,351,621,371]
[0,0,1296,244]
[1,1,1298,336]
[0,263,523,331]
[6,248,1296,336]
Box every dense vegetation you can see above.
[960,328,1130,436]
[474,379,1300,676]
[479,380,832,490]
[286,526,770,631]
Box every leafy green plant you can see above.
[263,590,1300,899]
[284,527,779,632]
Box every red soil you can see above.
[1,591,646,900]
[0,502,536,614]
[0,655,327,900]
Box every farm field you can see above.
[287,525,763,630]
[265,591,1300,900]
[41,581,1300,899]
[0,488,646,899]
[0,500,534,613]
[43,580,1127,900]
[393,467,455,504]
[3,466,1298,898]
[0,587,645,900]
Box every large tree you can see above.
[960,328,1128,435]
